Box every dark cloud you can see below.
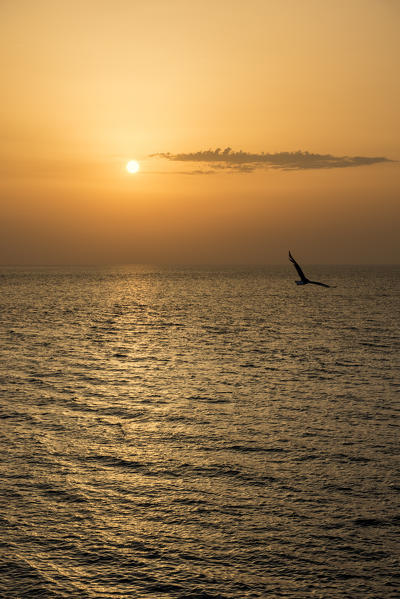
[149,148,392,173]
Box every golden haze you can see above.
[1,0,399,264]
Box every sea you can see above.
[0,265,399,599]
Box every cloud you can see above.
[149,147,393,173]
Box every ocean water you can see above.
[0,265,399,599]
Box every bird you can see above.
[289,251,330,287]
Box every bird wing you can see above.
[289,251,308,282]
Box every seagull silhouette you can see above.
[289,251,330,287]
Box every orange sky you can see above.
[1,0,399,264]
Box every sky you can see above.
[1,0,399,265]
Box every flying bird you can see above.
[289,251,330,287]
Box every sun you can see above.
[126,160,140,174]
